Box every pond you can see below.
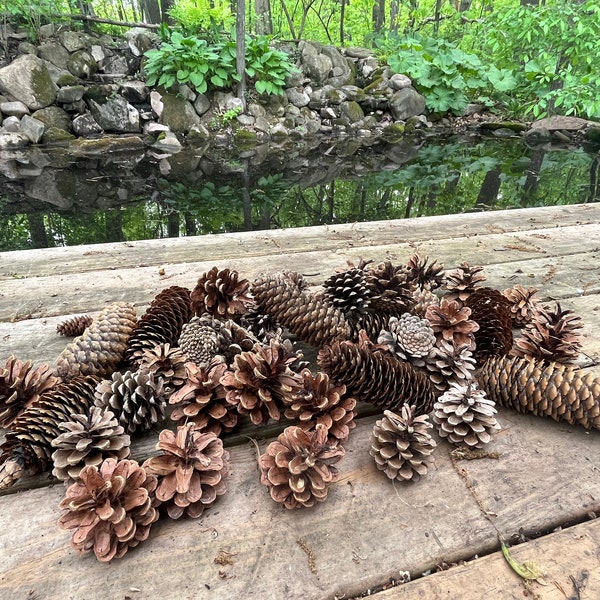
[1,132,598,252]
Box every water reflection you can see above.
[0,135,598,251]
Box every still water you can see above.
[0,133,598,251]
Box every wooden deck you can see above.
[1,203,599,600]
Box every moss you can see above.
[30,65,57,107]
[363,77,384,94]
[41,127,75,144]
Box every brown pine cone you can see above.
[136,343,188,397]
[425,298,479,350]
[443,262,487,303]
[323,267,373,313]
[191,266,253,319]
[56,315,94,337]
[143,425,229,519]
[377,313,436,364]
[258,423,345,509]
[405,253,445,291]
[178,316,220,366]
[502,284,542,328]
[423,339,477,394]
[58,458,159,562]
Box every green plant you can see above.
[3,0,69,41]
[168,0,234,39]
[245,35,299,96]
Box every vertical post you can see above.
[236,0,247,110]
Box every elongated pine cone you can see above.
[169,357,238,436]
[57,458,158,562]
[259,423,345,509]
[143,425,229,519]
[433,382,500,448]
[477,356,600,430]
[443,262,487,302]
[405,253,444,291]
[284,369,356,442]
[502,284,542,327]
[317,339,435,416]
[94,370,166,435]
[51,407,131,484]
[54,302,137,381]
[425,298,479,350]
[0,356,59,428]
[0,376,99,490]
[252,272,351,347]
[191,266,253,319]
[370,407,437,481]
[124,286,192,367]
[56,315,94,337]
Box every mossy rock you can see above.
[41,127,76,144]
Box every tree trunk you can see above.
[588,155,600,203]
[523,148,546,199]
[433,0,442,35]
[27,213,49,249]
[167,211,179,237]
[390,0,399,31]
[141,0,162,23]
[339,0,346,44]
[372,0,386,32]
[161,0,175,24]
[184,212,197,236]
[236,0,247,108]
[255,0,273,34]
[475,168,502,208]
[105,210,125,242]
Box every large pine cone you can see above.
[56,315,94,337]
[323,267,372,313]
[54,302,137,381]
[143,425,229,519]
[51,407,131,484]
[191,266,253,319]
[477,356,600,430]
[0,356,59,428]
[259,423,345,509]
[433,382,500,448]
[94,370,166,435]
[377,313,436,364]
[370,407,437,482]
[124,286,192,367]
[58,458,159,562]
[0,376,99,490]
[317,338,435,416]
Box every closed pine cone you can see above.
[477,355,600,430]
[433,382,500,448]
[284,369,356,442]
[54,302,137,381]
[323,267,372,313]
[258,423,345,509]
[178,316,220,366]
[57,457,159,562]
[370,407,437,482]
[502,284,542,328]
[0,356,59,428]
[191,266,253,319]
[51,407,131,484]
[56,315,93,337]
[143,425,229,519]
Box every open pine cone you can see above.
[377,313,436,364]
[57,457,159,562]
[143,425,230,519]
[425,298,479,350]
[405,253,444,291]
[136,343,188,398]
[423,339,477,394]
[443,262,487,303]
[191,266,253,319]
[502,284,542,328]
[259,423,345,509]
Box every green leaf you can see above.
[500,540,547,585]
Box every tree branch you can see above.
[51,13,160,29]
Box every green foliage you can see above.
[168,0,234,37]
[245,35,299,95]
[3,0,69,40]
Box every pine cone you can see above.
[191,266,252,319]
[433,382,500,448]
[412,287,440,318]
[136,343,188,397]
[465,287,513,363]
[317,338,435,416]
[94,370,166,435]
[56,315,94,337]
[221,339,304,425]
[169,357,238,436]
[0,376,99,490]
[377,314,436,363]
[405,253,445,291]
[502,284,542,328]
[284,369,356,442]
[424,339,477,394]
[370,407,437,481]
[443,262,487,302]
[124,286,192,367]
[363,260,416,320]
[512,302,583,364]
[143,425,229,519]
[51,407,131,484]
[323,267,372,313]
[178,316,220,367]
[258,423,345,509]
[0,356,59,428]
[252,272,351,347]
[54,302,137,381]
[57,458,159,562]
[477,355,600,430]
[425,298,479,349]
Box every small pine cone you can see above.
[124,286,192,367]
[284,369,356,442]
[317,338,435,416]
[512,302,583,364]
[136,343,188,397]
[94,369,166,435]
[433,382,500,448]
[57,458,159,562]
[364,260,416,316]
[51,407,131,484]
[465,287,513,363]
[412,288,440,318]
[477,355,600,430]
[424,339,477,394]
[0,356,59,428]
[221,339,304,425]
[178,317,220,366]
[191,266,252,319]
[502,284,542,328]
[377,314,436,363]
[405,253,445,291]
[54,302,137,381]
[323,267,372,313]
[143,425,229,519]
[0,376,99,490]
[241,306,283,343]
[169,358,238,436]
[425,298,479,350]
[370,407,437,481]
[443,262,487,303]
[252,272,351,347]
[56,315,94,337]
[258,423,345,509]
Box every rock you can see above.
[286,87,310,108]
[237,114,255,126]
[270,122,289,138]
[18,42,38,56]
[340,101,364,123]
[90,45,106,63]
[480,121,527,132]
[89,97,141,132]
[72,113,103,136]
[524,127,552,144]
[1,116,21,132]
[301,42,333,84]
[0,131,30,148]
[120,81,148,103]
[38,24,56,40]
[150,90,164,117]
[260,93,287,117]
[153,130,182,151]
[340,85,366,102]
[388,74,412,91]
[193,93,210,116]
[187,124,211,142]
[585,125,600,144]
[83,83,118,105]
[321,46,353,86]
[0,54,58,110]
[41,127,76,144]
[254,116,271,132]
[56,85,85,103]
[389,87,426,121]
[213,91,235,112]
[343,47,372,59]
[159,93,200,133]
[32,106,72,131]
[59,30,86,53]
[56,73,79,87]
[62,100,87,113]
[67,50,97,78]
[20,115,46,143]
[0,101,29,116]
[101,55,129,75]
[38,42,70,69]
[178,84,196,102]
